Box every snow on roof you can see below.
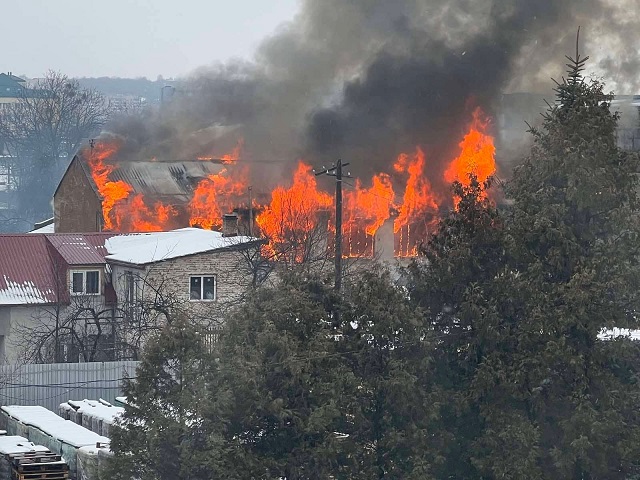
[28,223,55,234]
[45,234,109,265]
[0,276,55,305]
[0,235,58,306]
[2,406,109,448]
[64,400,123,425]
[105,227,258,265]
[0,435,49,455]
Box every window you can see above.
[124,271,139,320]
[190,275,216,301]
[124,271,136,304]
[70,270,100,295]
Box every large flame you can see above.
[256,162,332,261]
[124,195,178,232]
[444,108,496,203]
[189,166,249,230]
[83,108,496,256]
[343,174,394,257]
[87,141,133,231]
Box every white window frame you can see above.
[70,270,101,296]
[189,275,216,302]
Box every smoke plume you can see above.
[103,0,640,195]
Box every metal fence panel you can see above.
[0,361,139,412]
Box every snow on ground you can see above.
[598,328,640,341]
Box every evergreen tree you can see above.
[336,270,434,479]
[214,275,345,479]
[408,178,517,479]
[504,42,640,479]
[410,41,640,479]
[105,315,225,480]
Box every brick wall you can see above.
[54,157,103,233]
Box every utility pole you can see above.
[248,185,254,237]
[315,159,350,292]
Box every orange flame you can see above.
[197,138,244,164]
[87,141,133,231]
[256,162,332,261]
[123,195,178,232]
[444,107,496,202]
[343,174,395,257]
[83,108,496,257]
[393,147,438,233]
[189,166,249,230]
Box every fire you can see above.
[197,138,244,164]
[123,195,178,232]
[87,141,133,231]
[189,166,249,230]
[256,162,332,261]
[343,174,394,257]
[83,108,496,258]
[444,107,496,201]
[393,147,438,233]
[392,147,439,256]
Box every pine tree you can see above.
[213,275,345,479]
[408,178,520,479]
[336,269,434,479]
[104,315,225,480]
[409,38,640,480]
[504,37,640,479]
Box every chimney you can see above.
[222,213,239,237]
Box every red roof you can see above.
[0,233,117,306]
[45,233,113,265]
[0,235,58,305]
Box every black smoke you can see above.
[103,0,640,193]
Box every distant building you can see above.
[104,93,147,113]
[0,72,27,110]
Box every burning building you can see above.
[53,105,497,260]
[54,152,231,233]
[81,0,640,260]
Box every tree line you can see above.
[105,53,640,479]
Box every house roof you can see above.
[55,155,227,204]
[107,160,225,200]
[0,74,43,99]
[0,228,258,304]
[0,233,117,305]
[45,233,114,265]
[105,227,258,265]
[0,235,58,305]
[28,223,55,234]
[0,73,25,85]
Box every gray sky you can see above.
[6,0,300,79]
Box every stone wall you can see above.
[111,247,255,324]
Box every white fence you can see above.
[0,361,139,411]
